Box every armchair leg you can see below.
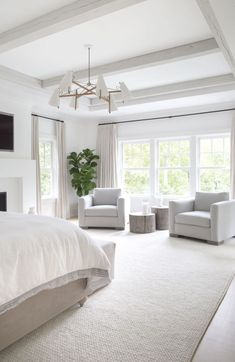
[169,233,179,237]
[207,240,224,246]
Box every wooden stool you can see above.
[129,212,155,233]
[151,206,169,230]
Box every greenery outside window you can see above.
[157,139,190,196]
[199,135,230,192]
[122,142,150,194]
[39,140,57,198]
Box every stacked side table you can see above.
[151,206,169,230]
[129,212,155,233]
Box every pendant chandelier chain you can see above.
[87,47,91,86]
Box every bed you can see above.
[0,212,115,351]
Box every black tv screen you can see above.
[0,112,14,151]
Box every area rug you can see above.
[1,231,235,362]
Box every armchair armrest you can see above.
[117,196,125,215]
[169,199,195,234]
[210,200,235,242]
[117,196,125,229]
[78,195,93,227]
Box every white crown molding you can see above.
[89,74,235,111]
[196,0,235,76]
[0,0,147,54]
[0,65,42,89]
[42,38,219,88]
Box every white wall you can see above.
[0,80,98,217]
[118,110,233,139]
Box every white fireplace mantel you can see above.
[0,159,36,213]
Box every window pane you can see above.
[123,170,149,194]
[200,169,230,192]
[200,137,230,167]
[39,143,45,168]
[200,139,211,153]
[40,169,52,196]
[123,143,150,168]
[159,140,190,167]
[39,142,52,168]
[159,169,190,196]
[200,153,213,167]
[212,138,223,152]
[44,142,52,168]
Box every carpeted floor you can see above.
[1,230,235,362]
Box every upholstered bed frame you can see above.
[0,278,87,351]
[0,239,115,352]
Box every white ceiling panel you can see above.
[94,90,235,118]
[0,0,212,79]
[102,53,231,90]
[0,0,76,33]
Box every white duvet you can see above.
[0,212,111,315]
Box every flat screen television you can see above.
[0,112,14,151]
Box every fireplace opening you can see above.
[0,192,7,211]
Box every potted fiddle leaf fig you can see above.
[67,149,99,197]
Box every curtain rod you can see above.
[31,113,64,123]
[98,107,235,126]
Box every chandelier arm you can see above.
[73,82,96,93]
[109,90,122,94]
[75,90,78,110]
[72,81,90,91]
[59,94,75,98]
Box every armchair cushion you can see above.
[195,192,229,211]
[85,205,118,217]
[93,188,121,206]
[175,211,211,228]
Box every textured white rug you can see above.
[1,230,235,362]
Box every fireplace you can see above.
[0,192,7,211]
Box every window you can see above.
[157,139,190,196]
[122,142,150,194]
[198,135,230,192]
[39,140,57,198]
[120,133,230,198]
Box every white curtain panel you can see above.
[31,115,42,214]
[55,121,68,219]
[231,116,235,199]
[96,124,118,187]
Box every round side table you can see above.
[151,206,169,230]
[129,212,155,233]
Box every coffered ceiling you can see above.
[0,0,234,116]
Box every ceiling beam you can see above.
[196,0,235,76]
[42,38,219,88]
[0,0,147,54]
[89,74,235,111]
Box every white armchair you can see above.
[78,188,125,229]
[169,192,235,245]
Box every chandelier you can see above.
[49,45,132,113]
